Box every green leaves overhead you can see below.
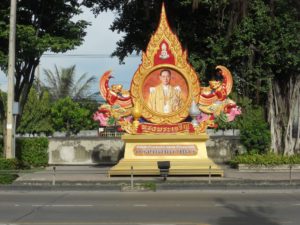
[0,0,91,67]
[93,0,299,105]
[0,0,102,135]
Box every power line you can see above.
[42,53,141,58]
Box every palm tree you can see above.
[43,65,96,100]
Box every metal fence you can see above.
[1,165,300,187]
[98,126,124,138]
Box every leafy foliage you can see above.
[51,97,94,136]
[0,138,48,184]
[0,174,18,184]
[214,95,271,153]
[77,99,100,130]
[0,137,48,169]
[2,86,98,136]
[17,88,54,135]
[0,158,19,184]
[0,158,19,170]
[94,2,299,157]
[42,65,96,101]
[230,153,300,167]
[0,0,103,136]
[239,107,271,154]
[95,0,299,102]
[0,0,298,155]
[16,138,48,168]
[214,111,241,130]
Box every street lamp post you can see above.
[6,0,17,159]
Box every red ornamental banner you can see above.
[137,122,195,134]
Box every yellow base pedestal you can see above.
[108,134,223,176]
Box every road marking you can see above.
[0,224,18,225]
[139,224,176,225]
[0,224,17,225]
[214,204,225,207]
[32,204,93,207]
[0,223,209,225]
[292,203,300,206]
[134,204,148,207]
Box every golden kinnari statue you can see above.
[94,4,241,176]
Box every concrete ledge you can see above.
[238,164,300,172]
[2,180,300,192]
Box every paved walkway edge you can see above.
[1,180,300,191]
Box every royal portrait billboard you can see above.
[131,63,200,124]
[142,68,188,114]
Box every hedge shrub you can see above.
[239,107,271,154]
[0,158,19,184]
[230,153,300,167]
[0,158,19,170]
[0,137,48,183]
[16,137,49,168]
[0,138,48,167]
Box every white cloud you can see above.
[70,9,121,54]
[1,9,141,92]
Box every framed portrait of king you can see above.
[131,64,200,124]
[143,67,188,114]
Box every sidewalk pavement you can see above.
[0,165,300,191]
[13,165,300,182]
[1,165,299,191]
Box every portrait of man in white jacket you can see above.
[148,69,182,114]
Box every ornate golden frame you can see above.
[130,5,200,124]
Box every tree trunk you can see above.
[268,75,300,155]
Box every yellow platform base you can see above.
[108,133,223,177]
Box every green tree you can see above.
[0,0,104,156]
[77,99,100,130]
[17,87,53,135]
[204,0,299,155]
[42,65,96,101]
[94,0,299,155]
[51,97,94,136]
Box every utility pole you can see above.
[6,0,17,159]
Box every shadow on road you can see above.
[215,198,279,225]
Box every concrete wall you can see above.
[48,137,124,165]
[206,130,246,163]
[48,129,245,165]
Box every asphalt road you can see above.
[0,190,300,225]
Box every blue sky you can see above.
[0,9,141,92]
